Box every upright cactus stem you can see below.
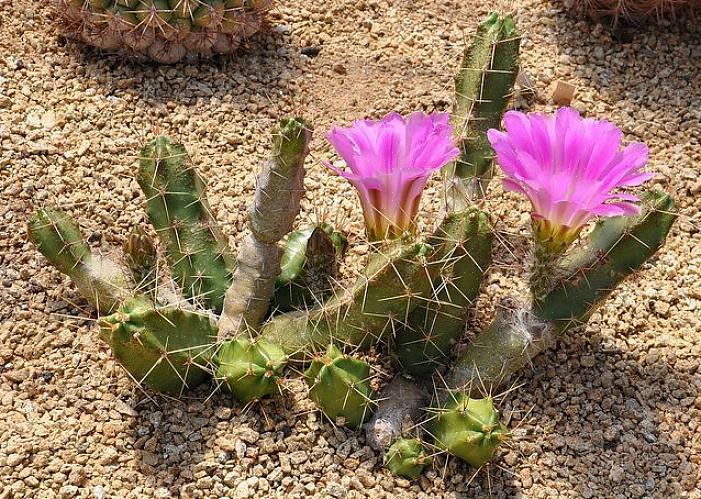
[447,190,677,394]
[446,12,520,206]
[138,136,235,314]
[28,207,134,314]
[219,118,312,338]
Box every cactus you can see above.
[564,0,696,24]
[386,438,431,479]
[392,208,493,376]
[123,226,158,292]
[447,190,677,394]
[28,207,134,314]
[446,12,520,205]
[305,344,375,428]
[273,223,347,313]
[99,296,216,395]
[427,393,509,467]
[219,118,312,337]
[53,0,272,63]
[138,136,235,314]
[215,337,287,403]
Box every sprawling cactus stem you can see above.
[99,296,217,395]
[446,12,520,208]
[258,213,467,356]
[447,190,677,395]
[392,208,493,376]
[305,344,375,428]
[28,207,134,314]
[218,118,312,338]
[138,136,235,314]
[273,223,347,313]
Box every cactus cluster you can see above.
[53,0,271,63]
[564,0,696,24]
[29,12,677,480]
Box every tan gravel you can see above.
[1,0,700,497]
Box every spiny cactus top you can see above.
[324,112,459,241]
[487,107,654,254]
[54,0,272,63]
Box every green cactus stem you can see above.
[305,344,375,428]
[137,136,235,313]
[218,118,312,338]
[273,223,347,313]
[392,208,493,376]
[215,338,287,403]
[428,393,509,467]
[99,296,217,395]
[447,190,677,394]
[446,12,520,206]
[28,207,134,314]
[386,438,431,479]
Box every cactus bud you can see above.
[386,438,431,479]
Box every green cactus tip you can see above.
[305,345,375,428]
[215,338,288,404]
[386,438,432,479]
[429,393,509,467]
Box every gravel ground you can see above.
[1,0,700,497]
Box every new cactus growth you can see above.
[215,338,287,403]
[386,438,431,479]
[305,344,375,428]
[99,296,216,395]
[273,223,347,313]
[28,207,134,314]
[53,0,272,63]
[428,394,509,467]
[123,226,158,294]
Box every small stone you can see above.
[552,80,576,105]
[333,64,347,75]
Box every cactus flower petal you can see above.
[325,112,459,241]
[488,107,654,251]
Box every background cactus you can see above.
[53,0,271,63]
[564,0,697,24]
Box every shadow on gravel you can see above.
[498,327,700,498]
[59,28,303,111]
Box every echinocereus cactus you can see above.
[54,0,271,63]
[325,112,459,241]
[28,12,679,483]
[564,0,696,24]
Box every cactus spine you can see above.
[305,344,375,428]
[446,12,520,205]
[28,207,134,314]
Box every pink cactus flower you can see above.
[487,107,654,252]
[325,112,459,241]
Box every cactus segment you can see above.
[99,297,216,395]
[428,393,508,467]
[446,12,520,204]
[386,438,431,479]
[273,223,347,313]
[214,338,287,403]
[219,118,312,337]
[258,238,437,355]
[392,208,493,376]
[137,136,235,314]
[305,344,375,428]
[447,190,678,393]
[28,207,134,314]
